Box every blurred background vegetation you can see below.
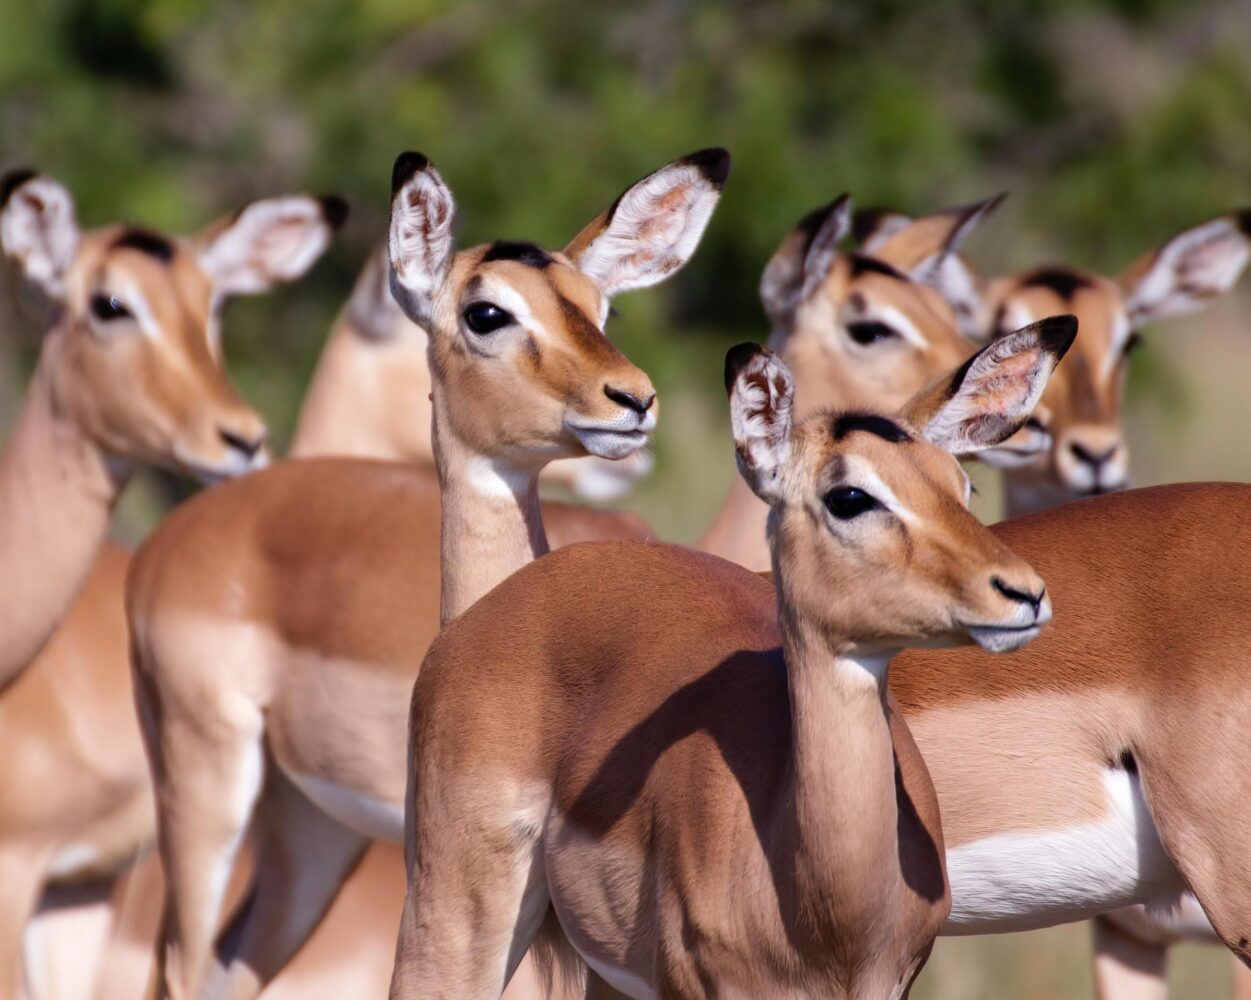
[3,0,1250,994]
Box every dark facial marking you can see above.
[851,208,893,246]
[832,411,912,444]
[482,241,552,269]
[555,291,617,362]
[849,254,908,281]
[1020,267,1092,300]
[1,168,38,209]
[113,227,175,262]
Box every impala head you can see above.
[759,193,1004,422]
[729,314,1077,654]
[861,204,1251,500]
[388,148,728,472]
[0,169,346,481]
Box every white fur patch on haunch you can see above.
[921,318,1070,456]
[389,164,456,327]
[1123,215,1251,323]
[572,161,722,297]
[0,175,79,300]
[728,346,794,504]
[198,196,335,295]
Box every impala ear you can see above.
[196,193,346,296]
[759,195,852,328]
[902,314,1076,455]
[345,245,405,340]
[726,342,794,505]
[1120,211,1251,325]
[388,152,456,329]
[1,170,79,303]
[851,207,913,253]
[563,148,729,298]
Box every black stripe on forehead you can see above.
[849,254,908,282]
[1020,267,1091,300]
[832,411,912,444]
[113,227,175,262]
[482,241,552,269]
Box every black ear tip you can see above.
[391,152,431,197]
[851,206,891,245]
[1,168,38,209]
[318,195,350,230]
[1236,208,1251,236]
[724,341,766,395]
[1038,313,1079,358]
[683,147,731,188]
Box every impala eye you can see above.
[824,486,881,520]
[90,294,132,322]
[463,302,514,334]
[846,321,897,346]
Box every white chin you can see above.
[967,624,1041,653]
[573,429,650,461]
[187,451,269,486]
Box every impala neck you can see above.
[289,307,434,464]
[432,387,548,625]
[0,334,123,684]
[1000,467,1067,520]
[773,562,899,927]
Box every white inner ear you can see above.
[1129,218,1251,321]
[1,178,79,298]
[389,171,455,313]
[578,164,716,295]
[731,360,793,497]
[200,198,330,294]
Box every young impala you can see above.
[856,204,1251,515]
[390,326,1067,997]
[857,204,1251,998]
[127,146,728,999]
[0,170,345,999]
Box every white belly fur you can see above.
[943,767,1185,933]
[282,768,406,842]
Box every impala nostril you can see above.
[219,427,266,460]
[604,385,654,415]
[992,576,1045,614]
[1070,441,1117,469]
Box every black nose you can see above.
[604,385,655,415]
[1070,441,1116,471]
[992,576,1045,617]
[219,427,266,460]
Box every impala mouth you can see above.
[175,446,270,486]
[963,621,1043,653]
[566,412,656,460]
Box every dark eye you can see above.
[1122,331,1142,359]
[846,321,897,346]
[463,302,514,334]
[824,486,881,520]
[90,294,132,322]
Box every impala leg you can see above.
[390,799,551,999]
[134,664,264,1000]
[1093,914,1168,1000]
[0,849,50,1000]
[213,765,369,1000]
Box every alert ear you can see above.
[901,314,1076,456]
[725,342,795,505]
[758,195,852,328]
[0,170,79,303]
[563,148,729,298]
[388,151,457,330]
[1120,211,1251,325]
[851,207,913,253]
[197,193,346,296]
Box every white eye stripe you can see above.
[869,304,928,348]
[837,454,917,524]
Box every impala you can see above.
[856,204,1251,516]
[857,204,1251,998]
[0,170,346,999]
[390,326,1066,997]
[128,147,729,998]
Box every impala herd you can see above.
[0,146,1249,1000]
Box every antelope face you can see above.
[429,242,656,467]
[989,270,1133,497]
[729,316,1076,655]
[389,147,729,474]
[1,172,346,482]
